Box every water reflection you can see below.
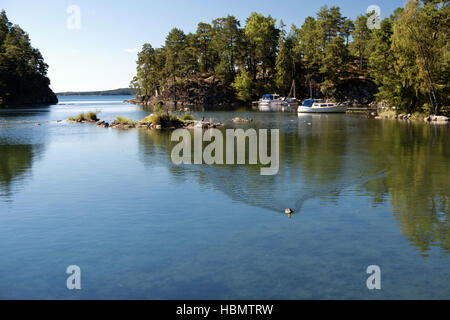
[0,144,44,200]
[256,104,297,112]
[363,121,449,254]
[136,117,449,254]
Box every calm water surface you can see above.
[0,96,448,299]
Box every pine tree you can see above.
[350,15,372,73]
[274,22,295,95]
[164,28,186,102]
[0,10,55,106]
[244,12,279,86]
[211,16,241,84]
[196,22,214,73]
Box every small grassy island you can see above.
[67,104,223,130]
[68,111,99,123]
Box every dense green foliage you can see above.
[0,10,56,106]
[370,1,449,114]
[132,1,449,114]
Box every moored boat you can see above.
[284,97,300,107]
[283,80,299,107]
[297,99,347,113]
[258,94,284,109]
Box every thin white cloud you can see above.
[123,47,140,53]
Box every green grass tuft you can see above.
[378,109,396,118]
[153,101,164,114]
[139,110,194,127]
[116,116,137,125]
[68,111,99,122]
[181,112,194,121]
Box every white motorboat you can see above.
[297,99,347,113]
[258,94,284,109]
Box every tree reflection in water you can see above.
[136,116,448,255]
[0,144,44,200]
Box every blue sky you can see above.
[1,0,406,92]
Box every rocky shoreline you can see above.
[1,85,58,108]
[373,113,449,123]
[126,75,237,108]
[66,105,449,130]
[67,118,225,130]
[123,98,241,110]
[108,120,223,130]
[124,77,383,109]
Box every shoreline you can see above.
[373,111,449,124]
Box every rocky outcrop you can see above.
[3,81,58,107]
[335,78,379,106]
[232,117,253,123]
[193,121,224,129]
[127,75,235,108]
[125,75,382,108]
[96,120,109,128]
[425,115,449,123]
[374,112,449,124]
[107,119,223,130]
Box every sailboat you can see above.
[283,80,299,107]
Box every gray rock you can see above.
[96,120,109,128]
[435,115,449,122]
[232,117,252,123]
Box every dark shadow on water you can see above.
[0,144,45,201]
[0,105,52,118]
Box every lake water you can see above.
[0,95,448,299]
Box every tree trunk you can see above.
[408,96,416,114]
[172,74,176,103]
[360,47,363,72]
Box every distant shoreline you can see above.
[56,88,136,96]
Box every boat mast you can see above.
[292,56,296,99]
[293,80,296,99]
[287,80,296,99]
